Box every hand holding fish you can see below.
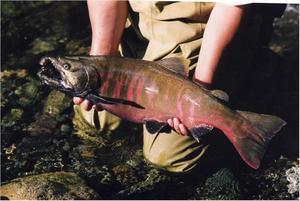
[167,118,189,136]
[73,97,104,111]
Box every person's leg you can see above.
[72,104,122,142]
[143,126,209,173]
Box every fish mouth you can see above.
[38,57,71,92]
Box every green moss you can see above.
[2,108,24,128]
[43,90,71,118]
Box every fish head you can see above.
[38,56,99,97]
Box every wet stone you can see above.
[65,39,89,55]
[1,108,24,128]
[192,168,242,200]
[114,168,177,199]
[16,80,40,107]
[285,162,299,196]
[60,124,72,134]
[25,114,57,136]
[240,156,298,200]
[112,164,139,187]
[62,142,70,151]
[28,38,57,55]
[43,90,72,118]
[33,151,64,173]
[0,172,101,200]
[0,69,28,79]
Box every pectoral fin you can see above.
[145,120,167,134]
[190,124,214,142]
[86,93,145,109]
[86,94,119,105]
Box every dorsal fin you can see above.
[156,57,190,77]
[210,89,229,102]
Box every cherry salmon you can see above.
[38,56,286,169]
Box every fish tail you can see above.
[228,111,286,169]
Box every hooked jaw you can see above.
[38,57,59,85]
[38,57,71,92]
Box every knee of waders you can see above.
[143,129,209,173]
[73,104,121,131]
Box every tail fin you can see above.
[229,111,286,169]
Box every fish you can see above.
[38,55,286,169]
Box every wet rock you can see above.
[192,168,242,200]
[285,161,299,196]
[77,144,97,158]
[43,90,72,118]
[60,124,72,134]
[16,79,40,107]
[240,156,298,200]
[65,39,89,55]
[112,164,139,187]
[3,143,17,160]
[67,153,118,198]
[0,72,41,112]
[270,4,299,56]
[33,150,64,173]
[25,114,57,136]
[1,108,24,128]
[28,38,57,55]
[62,142,71,151]
[0,69,28,79]
[114,168,175,199]
[0,172,101,200]
[1,2,87,62]
[24,90,72,136]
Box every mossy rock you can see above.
[1,108,24,128]
[43,90,72,118]
[0,172,101,200]
[193,168,242,200]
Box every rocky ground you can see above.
[1,2,299,200]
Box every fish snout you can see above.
[39,56,56,66]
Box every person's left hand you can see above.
[167,118,189,136]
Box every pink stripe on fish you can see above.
[100,71,113,94]
[127,77,137,101]
[112,74,123,98]
[135,78,144,103]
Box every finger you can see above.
[92,104,104,111]
[167,119,174,127]
[179,124,188,136]
[173,118,183,135]
[83,99,92,111]
[73,97,84,105]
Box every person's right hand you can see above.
[73,97,103,111]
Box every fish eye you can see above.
[63,63,71,70]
